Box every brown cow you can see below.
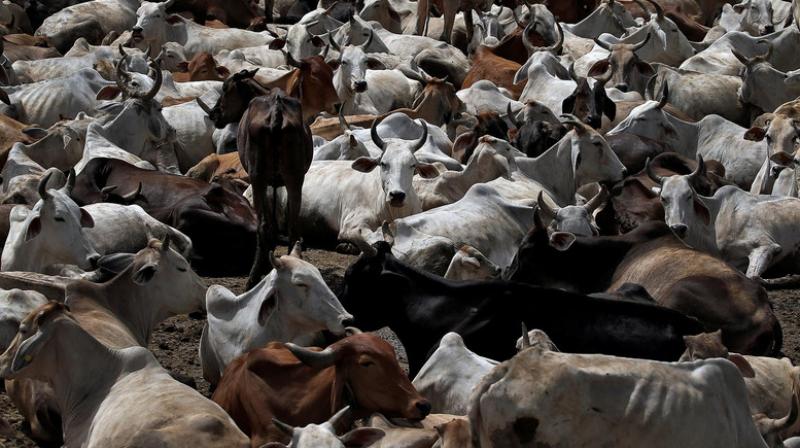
[462,46,525,99]
[2,34,60,62]
[167,0,260,28]
[186,152,248,182]
[172,52,230,82]
[212,333,431,447]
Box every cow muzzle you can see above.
[131,27,144,42]
[670,224,688,238]
[411,399,431,420]
[354,80,368,93]
[387,191,406,208]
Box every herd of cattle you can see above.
[2,0,800,446]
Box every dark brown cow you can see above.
[212,333,431,447]
[71,158,257,275]
[238,91,312,288]
[167,0,261,28]
[172,52,230,82]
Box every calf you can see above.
[212,333,431,447]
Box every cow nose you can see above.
[615,84,628,92]
[132,26,143,33]
[354,80,368,92]
[670,224,688,238]
[88,254,101,268]
[415,400,431,417]
[765,25,775,34]
[620,168,628,178]
[388,191,406,202]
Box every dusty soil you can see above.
[0,248,798,447]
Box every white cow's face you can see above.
[100,98,176,148]
[568,128,627,187]
[658,175,703,240]
[270,251,352,337]
[607,101,675,142]
[133,1,171,47]
[552,206,597,237]
[720,0,774,35]
[334,46,375,94]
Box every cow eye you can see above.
[380,162,387,168]
[359,359,375,367]
[176,266,187,272]
[54,216,65,223]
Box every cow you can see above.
[264,407,386,448]
[415,0,492,43]
[469,334,797,448]
[340,240,704,374]
[679,27,799,76]
[211,333,431,446]
[72,158,257,275]
[505,212,781,356]
[200,243,353,386]
[0,288,48,353]
[654,157,800,280]
[443,243,501,281]
[412,332,498,415]
[584,34,654,95]
[734,46,800,117]
[606,85,764,188]
[562,0,639,38]
[682,331,800,438]
[0,302,250,447]
[461,42,524,99]
[537,188,607,237]
[186,152,247,182]
[166,0,260,28]
[744,100,800,197]
[35,0,140,53]
[171,52,230,82]
[506,101,566,157]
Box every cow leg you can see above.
[463,6,474,45]
[286,181,303,250]
[416,0,429,35]
[746,244,781,279]
[441,0,458,43]
[246,180,270,290]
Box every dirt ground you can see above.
[0,248,799,447]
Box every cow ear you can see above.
[603,92,616,121]
[365,58,386,70]
[587,60,611,77]
[692,197,710,225]
[268,38,286,50]
[132,262,158,285]
[328,59,341,70]
[549,232,576,251]
[95,86,122,101]
[310,35,325,47]
[561,94,577,115]
[24,216,41,242]
[175,61,189,72]
[349,134,358,147]
[21,127,47,140]
[340,427,386,447]
[79,208,94,228]
[216,66,230,78]
[636,61,655,78]
[415,163,440,179]
[166,14,184,24]
[743,127,767,141]
[351,157,379,173]
[257,293,277,326]
[728,353,756,378]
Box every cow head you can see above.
[3,171,100,272]
[627,0,694,64]
[720,0,774,35]
[537,188,607,237]
[732,45,785,113]
[283,54,340,120]
[175,52,230,81]
[259,243,353,336]
[352,118,439,209]
[359,0,403,34]
[132,0,179,51]
[561,75,616,129]
[401,66,465,127]
[744,99,800,157]
[197,68,266,129]
[648,155,713,242]
[329,30,385,97]
[267,406,385,448]
[157,42,188,72]
[520,16,563,56]
[0,302,75,380]
[444,243,501,281]
[560,114,627,187]
[286,333,431,420]
[588,33,654,94]
[607,83,678,145]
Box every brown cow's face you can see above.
[177,53,229,82]
[295,57,339,117]
[205,69,259,128]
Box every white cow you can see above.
[470,339,797,448]
[412,332,498,414]
[200,244,353,386]
[444,244,501,281]
[35,0,140,52]
[680,27,800,76]
[0,288,48,352]
[265,407,385,448]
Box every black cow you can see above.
[340,241,703,374]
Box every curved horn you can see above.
[327,33,342,53]
[344,326,363,336]
[121,182,142,202]
[338,107,351,131]
[594,37,612,51]
[361,28,374,50]
[37,170,54,199]
[559,113,586,130]
[656,81,669,109]
[537,191,559,220]
[286,50,302,68]
[196,97,213,115]
[271,418,295,436]
[161,233,171,252]
[64,169,76,194]
[507,102,521,128]
[142,58,163,101]
[632,0,651,21]
[521,322,531,349]
[370,116,385,149]
[321,44,330,60]
[413,119,428,151]
[632,31,651,52]
[644,0,663,20]
[645,157,664,185]
[584,186,609,212]
[328,406,351,428]
[524,21,563,54]
[285,343,339,369]
[290,240,303,259]
[688,154,706,181]
[511,7,526,28]
[323,1,339,15]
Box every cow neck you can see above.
[443,152,507,197]
[164,21,190,48]
[43,321,124,445]
[519,139,576,205]
[665,112,699,153]
[685,192,724,255]
[99,103,149,155]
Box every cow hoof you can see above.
[336,243,361,255]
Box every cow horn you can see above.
[121,182,142,202]
[119,44,129,59]
[286,50,301,68]
[290,240,303,259]
[344,326,363,335]
[361,28,374,50]
[537,191,559,220]
[507,103,521,128]
[644,0,663,20]
[286,343,339,369]
[413,119,428,151]
[656,82,669,109]
[321,44,330,60]
[521,322,531,349]
[161,233,171,252]
[559,113,587,133]
[689,154,706,181]
[584,186,609,213]
[37,170,54,199]
[632,32,651,52]
[271,418,295,436]
[329,406,351,428]
[269,251,284,270]
[645,157,664,185]
[328,33,341,53]
[511,7,525,28]
[142,58,163,101]
[593,37,612,51]
[64,169,76,194]
[338,107,351,131]
[196,98,213,115]
[524,21,563,55]
[101,185,117,197]
[370,116,385,149]
[632,0,651,20]
[323,1,339,15]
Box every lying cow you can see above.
[265,407,385,448]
